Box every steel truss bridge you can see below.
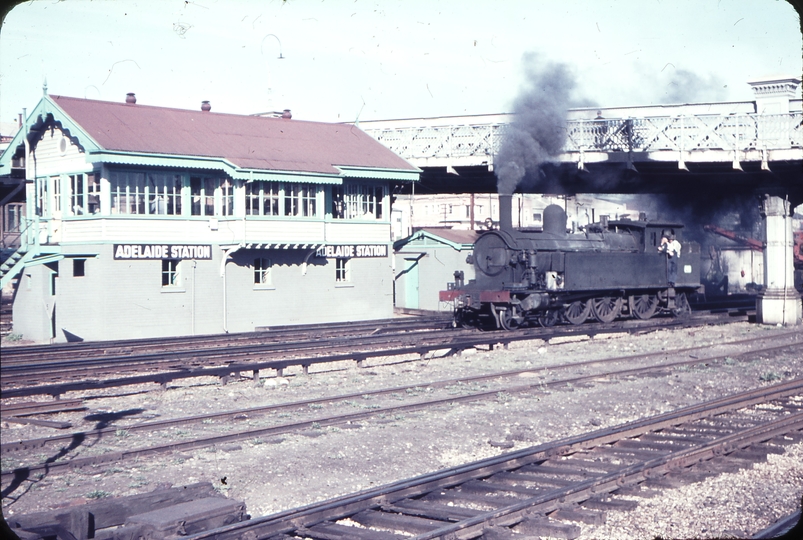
[359,107,803,204]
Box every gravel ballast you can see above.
[2,321,802,538]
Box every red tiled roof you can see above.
[51,95,417,175]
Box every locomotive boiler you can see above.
[440,195,702,330]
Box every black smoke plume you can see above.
[495,53,576,195]
[662,69,727,104]
[651,191,763,244]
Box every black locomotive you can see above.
[440,195,702,330]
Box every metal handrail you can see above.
[363,112,802,160]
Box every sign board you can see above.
[114,244,213,260]
[315,244,388,258]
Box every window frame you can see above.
[220,178,234,217]
[331,182,385,220]
[161,259,181,288]
[253,257,273,288]
[146,173,182,216]
[73,259,86,277]
[335,258,350,283]
[70,174,84,214]
[36,176,48,217]
[52,176,61,213]
[111,171,185,216]
[245,182,281,216]
[284,183,318,218]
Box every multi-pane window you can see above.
[87,174,101,214]
[69,173,101,215]
[335,258,349,282]
[36,176,48,216]
[254,258,272,285]
[111,171,146,214]
[332,183,385,220]
[284,183,317,217]
[70,174,83,213]
[147,173,182,215]
[245,182,280,216]
[111,172,181,215]
[332,186,345,218]
[220,179,234,216]
[190,177,216,216]
[161,259,180,287]
[52,176,61,213]
[3,203,23,233]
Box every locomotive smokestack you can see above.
[499,194,513,232]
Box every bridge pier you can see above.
[756,195,802,326]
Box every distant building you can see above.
[0,94,419,342]
[0,121,20,153]
[390,192,643,240]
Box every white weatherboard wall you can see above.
[12,243,394,342]
[227,250,393,330]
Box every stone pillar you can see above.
[756,195,802,326]
[747,76,801,114]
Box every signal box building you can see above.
[0,94,419,342]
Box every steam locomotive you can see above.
[440,195,702,330]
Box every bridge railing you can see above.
[365,124,505,161]
[362,112,801,161]
[567,112,802,153]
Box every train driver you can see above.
[658,230,681,287]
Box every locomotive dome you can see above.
[543,204,567,236]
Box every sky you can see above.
[0,0,801,128]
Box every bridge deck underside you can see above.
[404,160,803,208]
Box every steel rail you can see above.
[0,311,758,399]
[4,330,797,458]
[0,327,469,387]
[2,322,451,373]
[177,381,803,539]
[3,330,798,455]
[0,315,454,364]
[407,413,803,540]
[0,305,745,372]
[2,337,799,486]
[5,332,797,458]
[752,509,802,539]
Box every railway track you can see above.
[0,315,454,364]
[13,382,796,540]
[133,381,803,539]
[3,330,799,487]
[0,310,752,400]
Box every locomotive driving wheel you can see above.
[498,305,524,331]
[631,294,658,320]
[564,300,591,325]
[592,296,623,323]
[672,292,691,317]
[537,309,560,327]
